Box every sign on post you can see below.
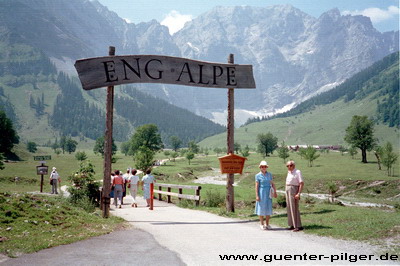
[36,165,48,175]
[34,155,51,161]
[218,153,247,174]
[75,51,256,216]
[74,55,255,90]
[36,162,48,193]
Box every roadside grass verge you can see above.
[0,192,125,258]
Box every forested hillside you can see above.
[0,42,57,129]
[0,41,225,146]
[51,73,226,145]
[50,73,115,140]
[245,52,399,128]
[115,86,226,145]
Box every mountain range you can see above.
[199,52,399,149]
[2,0,398,125]
[0,0,398,145]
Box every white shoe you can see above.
[260,225,266,230]
[266,225,272,230]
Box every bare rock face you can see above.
[1,1,398,123]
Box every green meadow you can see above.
[1,145,399,256]
[199,97,400,151]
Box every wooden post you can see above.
[150,183,154,210]
[196,187,201,207]
[226,54,235,212]
[178,188,183,203]
[158,185,162,201]
[167,187,171,203]
[102,46,115,218]
[40,162,44,193]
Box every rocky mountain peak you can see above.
[1,0,398,125]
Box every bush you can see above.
[73,196,97,212]
[394,203,400,212]
[177,199,194,208]
[276,194,286,208]
[203,189,225,207]
[67,161,100,209]
[75,151,87,161]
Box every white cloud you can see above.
[343,5,399,23]
[161,10,193,35]
[123,18,133,24]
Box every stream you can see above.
[193,168,395,209]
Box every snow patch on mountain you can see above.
[211,102,298,126]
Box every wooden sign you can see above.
[218,153,247,174]
[74,55,256,90]
[34,155,51,161]
[36,165,48,175]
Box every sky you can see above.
[95,0,399,34]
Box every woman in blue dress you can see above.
[255,161,277,230]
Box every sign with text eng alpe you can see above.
[74,55,255,90]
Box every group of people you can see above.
[50,160,303,231]
[255,160,304,232]
[111,168,155,209]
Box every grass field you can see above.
[0,192,125,258]
[1,145,399,256]
[199,97,400,151]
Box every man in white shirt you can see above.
[285,160,304,232]
[49,167,61,194]
[122,168,132,204]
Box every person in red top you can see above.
[112,170,125,208]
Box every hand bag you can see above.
[269,187,275,199]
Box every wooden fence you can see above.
[154,183,202,206]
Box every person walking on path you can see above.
[112,170,125,208]
[49,167,61,194]
[128,169,140,207]
[142,168,155,208]
[122,168,131,204]
[255,161,277,230]
[285,160,304,232]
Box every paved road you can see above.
[2,196,395,265]
[112,197,392,265]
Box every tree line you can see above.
[250,115,398,176]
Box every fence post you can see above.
[178,187,183,203]
[196,187,201,206]
[167,187,171,203]
[158,185,162,201]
